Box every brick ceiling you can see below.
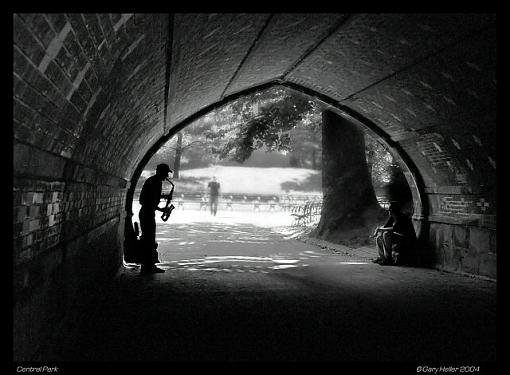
[13,13,497,198]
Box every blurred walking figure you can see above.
[207,176,220,216]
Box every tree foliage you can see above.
[147,85,408,196]
[365,135,398,188]
[204,87,323,164]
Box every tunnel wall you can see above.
[398,127,497,279]
[368,112,495,279]
[13,13,167,360]
[13,163,127,360]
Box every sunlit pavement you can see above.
[53,208,496,362]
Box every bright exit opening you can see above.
[127,86,411,271]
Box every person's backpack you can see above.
[124,222,142,263]
[391,240,414,265]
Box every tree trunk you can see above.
[173,133,183,179]
[366,145,374,179]
[311,110,386,247]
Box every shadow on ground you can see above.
[45,220,497,363]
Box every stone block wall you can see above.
[423,185,497,279]
[428,221,496,279]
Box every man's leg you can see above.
[391,237,411,265]
[373,235,385,263]
[139,212,155,267]
[375,234,384,258]
[139,211,164,274]
[380,232,394,265]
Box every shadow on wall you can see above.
[413,220,436,268]
[381,174,413,215]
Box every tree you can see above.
[177,88,390,248]
[206,87,321,164]
[365,135,395,189]
[288,122,322,169]
[173,133,183,179]
[310,111,386,247]
[149,116,223,176]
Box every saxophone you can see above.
[161,178,175,222]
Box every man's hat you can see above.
[156,163,172,173]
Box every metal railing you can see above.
[291,200,323,226]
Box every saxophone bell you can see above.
[161,177,175,222]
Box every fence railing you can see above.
[289,196,391,226]
[290,200,323,226]
[134,190,322,212]
[133,190,389,217]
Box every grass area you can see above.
[143,165,322,195]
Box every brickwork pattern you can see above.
[168,13,270,127]
[14,13,167,178]
[224,13,345,97]
[342,27,496,190]
[343,28,496,135]
[287,14,493,101]
[13,178,126,267]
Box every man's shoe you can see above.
[372,257,384,264]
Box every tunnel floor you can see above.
[46,212,496,362]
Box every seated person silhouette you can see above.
[372,201,416,266]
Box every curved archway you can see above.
[124,81,428,253]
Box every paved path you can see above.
[51,210,497,363]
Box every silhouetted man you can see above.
[207,176,220,216]
[139,163,173,274]
[372,201,416,265]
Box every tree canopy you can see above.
[147,85,407,196]
[205,87,322,163]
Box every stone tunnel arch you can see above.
[123,81,428,254]
[13,13,496,361]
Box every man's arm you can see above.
[379,226,394,231]
[373,226,394,236]
[372,217,394,236]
